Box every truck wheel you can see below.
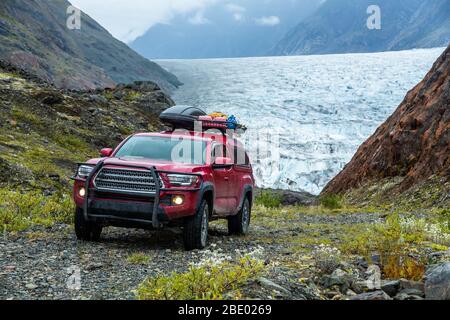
[74,207,102,241]
[183,199,209,250]
[228,198,251,236]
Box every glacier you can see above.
[158,48,446,195]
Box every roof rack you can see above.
[159,105,247,134]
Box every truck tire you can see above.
[228,197,251,236]
[74,207,102,241]
[183,199,209,250]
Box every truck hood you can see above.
[86,157,205,173]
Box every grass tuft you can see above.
[255,191,283,208]
[320,194,343,210]
[127,253,150,265]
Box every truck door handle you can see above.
[224,177,229,181]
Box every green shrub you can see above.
[342,214,426,281]
[0,189,74,232]
[255,191,282,208]
[136,256,264,300]
[320,195,343,210]
[127,253,150,265]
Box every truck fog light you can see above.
[172,195,184,206]
[79,187,86,198]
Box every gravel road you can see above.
[0,210,384,300]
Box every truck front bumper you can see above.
[73,161,202,228]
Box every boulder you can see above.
[255,188,316,206]
[349,290,392,300]
[257,277,292,298]
[399,279,425,292]
[381,280,401,297]
[394,293,424,300]
[320,269,361,294]
[396,288,425,298]
[425,262,450,300]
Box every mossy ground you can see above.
[343,175,449,212]
[0,66,172,233]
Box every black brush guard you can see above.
[79,160,202,229]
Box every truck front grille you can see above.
[94,168,162,195]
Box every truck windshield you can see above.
[115,136,207,165]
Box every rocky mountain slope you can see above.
[273,0,450,55]
[0,60,174,193]
[323,45,450,203]
[0,0,181,91]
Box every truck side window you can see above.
[233,146,250,167]
[211,144,226,162]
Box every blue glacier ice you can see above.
[158,48,445,194]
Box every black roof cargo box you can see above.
[160,105,206,130]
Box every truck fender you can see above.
[236,185,253,213]
[196,182,215,216]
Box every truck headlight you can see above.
[167,174,199,187]
[79,187,86,197]
[172,195,185,206]
[77,165,94,179]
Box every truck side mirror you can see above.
[100,148,113,158]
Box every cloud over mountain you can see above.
[71,0,217,43]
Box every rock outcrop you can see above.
[273,0,450,56]
[323,45,450,196]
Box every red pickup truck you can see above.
[72,112,254,250]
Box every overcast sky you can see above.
[70,0,308,43]
[70,0,226,43]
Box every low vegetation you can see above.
[136,255,264,300]
[319,194,343,210]
[343,176,450,211]
[127,253,151,265]
[0,188,73,232]
[254,191,283,208]
[342,213,449,280]
[249,201,449,283]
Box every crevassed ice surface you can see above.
[158,48,445,195]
